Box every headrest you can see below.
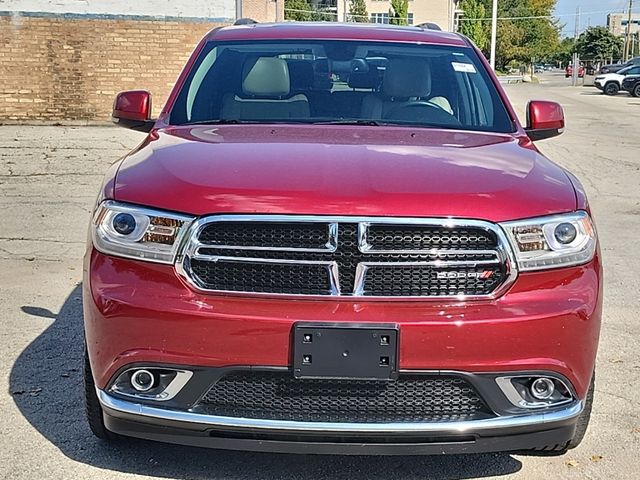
[349,70,380,90]
[243,57,290,97]
[383,59,432,98]
[287,60,314,91]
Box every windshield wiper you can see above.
[181,119,252,126]
[312,119,385,126]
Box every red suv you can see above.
[565,63,585,78]
[84,23,602,455]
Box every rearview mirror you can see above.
[112,90,155,132]
[525,100,565,141]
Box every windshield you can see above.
[169,40,514,133]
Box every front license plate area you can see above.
[293,323,398,380]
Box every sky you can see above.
[554,0,635,37]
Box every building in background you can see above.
[607,12,640,37]
[242,0,285,22]
[0,1,285,122]
[307,0,462,31]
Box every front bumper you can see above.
[99,388,582,454]
[84,248,602,452]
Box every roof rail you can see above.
[417,22,442,31]
[234,18,258,25]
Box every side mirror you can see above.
[525,100,565,141]
[112,90,155,132]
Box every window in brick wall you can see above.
[370,12,413,25]
[371,13,390,24]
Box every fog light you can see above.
[130,369,155,392]
[530,377,555,400]
[113,212,137,235]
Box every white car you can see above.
[594,65,640,95]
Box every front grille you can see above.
[365,225,497,251]
[195,371,493,423]
[199,222,332,250]
[363,265,504,297]
[189,260,333,296]
[182,217,512,298]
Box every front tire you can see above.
[604,82,619,96]
[633,84,640,97]
[84,347,116,440]
[533,373,594,453]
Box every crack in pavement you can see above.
[0,237,85,245]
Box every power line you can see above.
[460,7,640,22]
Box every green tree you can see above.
[284,0,313,21]
[575,26,624,62]
[477,0,560,69]
[389,0,409,26]
[349,0,369,23]
[551,37,575,66]
[459,0,489,51]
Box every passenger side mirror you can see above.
[525,100,565,141]
[112,90,155,132]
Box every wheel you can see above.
[533,373,594,453]
[84,346,117,440]
[604,82,619,96]
[633,84,640,97]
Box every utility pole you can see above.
[490,0,498,70]
[572,6,581,86]
[624,0,634,61]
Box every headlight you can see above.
[500,211,597,271]
[92,201,194,264]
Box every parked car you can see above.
[594,65,640,95]
[565,63,585,78]
[600,56,640,74]
[86,23,602,455]
[622,74,640,97]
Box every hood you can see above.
[596,72,623,80]
[113,125,576,223]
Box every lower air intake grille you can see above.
[195,371,494,423]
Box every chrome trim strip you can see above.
[175,215,519,301]
[98,389,582,434]
[191,255,336,266]
[109,369,193,402]
[363,248,501,257]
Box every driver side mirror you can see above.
[525,100,565,141]
[112,90,155,132]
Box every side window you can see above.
[627,67,640,75]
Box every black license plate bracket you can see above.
[293,323,398,380]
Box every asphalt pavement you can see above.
[0,72,639,479]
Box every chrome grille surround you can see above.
[176,215,518,300]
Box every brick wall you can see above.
[0,14,229,122]
[241,0,284,23]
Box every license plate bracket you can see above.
[293,323,398,380]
